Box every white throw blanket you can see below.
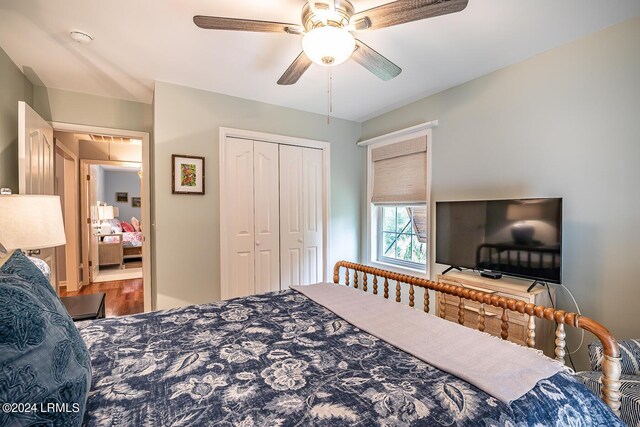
[292,283,564,403]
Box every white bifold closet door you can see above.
[225,138,280,298]
[225,137,256,298]
[280,145,323,289]
[253,141,280,294]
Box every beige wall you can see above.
[153,81,363,309]
[362,17,640,369]
[33,86,152,134]
[0,46,33,192]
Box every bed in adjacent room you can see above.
[1,252,624,426]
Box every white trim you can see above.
[364,124,434,279]
[51,122,153,312]
[51,122,149,140]
[219,127,331,300]
[55,140,80,292]
[357,120,438,147]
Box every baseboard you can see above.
[59,281,67,288]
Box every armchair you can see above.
[576,339,640,426]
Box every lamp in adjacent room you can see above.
[0,195,66,262]
[97,204,116,234]
[506,201,543,245]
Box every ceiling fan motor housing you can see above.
[302,0,355,31]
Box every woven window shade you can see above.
[371,136,427,205]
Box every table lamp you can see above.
[97,205,115,234]
[506,201,543,245]
[0,195,67,265]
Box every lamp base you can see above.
[511,223,535,245]
[0,247,15,268]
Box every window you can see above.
[378,206,427,268]
[363,124,434,275]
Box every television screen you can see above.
[436,198,562,283]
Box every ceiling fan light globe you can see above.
[302,26,355,67]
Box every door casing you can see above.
[53,122,152,312]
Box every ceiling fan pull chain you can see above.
[327,67,333,125]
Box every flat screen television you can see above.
[436,198,562,283]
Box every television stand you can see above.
[436,271,556,357]
[442,265,462,275]
[527,280,546,293]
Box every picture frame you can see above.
[172,154,205,195]
[131,197,141,208]
[116,192,128,202]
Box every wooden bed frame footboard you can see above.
[332,261,622,415]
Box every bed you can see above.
[476,243,562,283]
[102,232,143,263]
[0,253,623,426]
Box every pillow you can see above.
[0,250,92,426]
[131,217,141,232]
[588,339,640,375]
[27,256,51,281]
[107,219,122,233]
[121,221,134,232]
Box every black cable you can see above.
[544,282,576,371]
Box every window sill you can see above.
[369,260,429,279]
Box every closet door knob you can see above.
[297,238,303,244]
[256,241,261,246]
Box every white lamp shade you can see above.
[98,205,115,221]
[506,202,543,221]
[0,195,66,250]
[302,26,355,66]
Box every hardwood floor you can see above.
[60,279,144,317]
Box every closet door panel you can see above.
[303,148,324,284]
[225,137,255,298]
[254,141,280,293]
[280,145,304,289]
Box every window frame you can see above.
[361,122,436,278]
[376,205,427,270]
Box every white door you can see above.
[88,165,100,282]
[280,145,304,289]
[303,148,324,284]
[18,101,56,285]
[80,162,101,284]
[254,141,280,293]
[224,137,255,298]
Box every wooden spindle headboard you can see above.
[332,260,622,416]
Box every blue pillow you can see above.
[0,250,91,426]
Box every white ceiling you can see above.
[1,1,639,122]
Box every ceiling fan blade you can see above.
[351,0,469,31]
[194,16,304,35]
[277,52,313,85]
[352,39,401,81]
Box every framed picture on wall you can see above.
[172,154,205,195]
[116,192,128,202]
[131,197,141,207]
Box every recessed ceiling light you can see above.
[69,30,93,44]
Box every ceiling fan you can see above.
[194,0,469,85]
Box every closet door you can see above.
[224,137,255,298]
[303,148,324,284]
[254,141,280,293]
[279,145,304,289]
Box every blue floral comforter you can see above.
[77,289,622,426]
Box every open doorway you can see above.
[53,125,151,317]
[86,161,144,282]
